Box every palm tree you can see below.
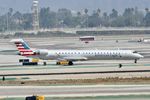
[97,8,101,16]
[77,11,81,16]
[145,8,149,13]
[84,8,88,15]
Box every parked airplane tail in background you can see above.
[10,39,35,56]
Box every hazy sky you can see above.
[0,0,150,13]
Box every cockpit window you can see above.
[133,51,138,53]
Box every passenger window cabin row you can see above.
[56,52,123,55]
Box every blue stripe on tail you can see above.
[22,39,30,49]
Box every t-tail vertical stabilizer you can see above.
[10,39,35,56]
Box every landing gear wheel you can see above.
[134,59,137,63]
[68,61,73,65]
[56,62,60,65]
[119,64,122,68]
[43,62,47,66]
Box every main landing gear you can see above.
[68,61,73,65]
[43,62,47,66]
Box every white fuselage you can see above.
[31,50,143,61]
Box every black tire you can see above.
[119,64,122,68]
[56,62,60,65]
[43,62,47,66]
[68,61,73,65]
[135,59,137,63]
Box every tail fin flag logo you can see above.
[11,39,35,56]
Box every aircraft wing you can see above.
[0,50,19,55]
[59,56,88,61]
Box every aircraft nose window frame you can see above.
[133,51,138,53]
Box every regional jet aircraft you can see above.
[10,39,143,65]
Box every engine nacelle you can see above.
[34,50,48,56]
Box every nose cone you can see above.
[140,55,144,58]
[135,54,144,59]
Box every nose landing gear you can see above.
[119,64,122,68]
[134,59,137,63]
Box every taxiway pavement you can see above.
[0,85,150,97]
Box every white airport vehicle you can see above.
[10,39,143,66]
